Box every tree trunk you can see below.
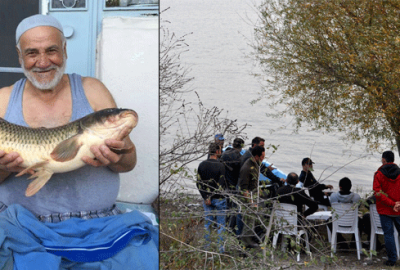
[396,136,400,157]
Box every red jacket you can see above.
[373,163,400,216]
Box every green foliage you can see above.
[254,0,400,153]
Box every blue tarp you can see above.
[259,159,287,182]
[0,204,158,270]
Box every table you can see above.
[306,211,332,221]
[306,211,332,242]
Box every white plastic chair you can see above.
[330,203,361,260]
[369,204,399,257]
[272,203,310,262]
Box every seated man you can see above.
[276,173,318,250]
[299,158,333,206]
[329,177,361,204]
[329,177,362,250]
[276,172,318,218]
[0,14,157,269]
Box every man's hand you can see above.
[326,185,333,190]
[0,151,25,173]
[82,126,136,172]
[267,164,275,171]
[280,178,286,183]
[394,202,400,212]
[82,139,125,167]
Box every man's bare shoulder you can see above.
[0,85,14,118]
[81,76,117,111]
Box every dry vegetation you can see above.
[160,192,396,270]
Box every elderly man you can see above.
[277,172,318,218]
[0,14,157,269]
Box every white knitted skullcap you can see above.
[16,14,64,44]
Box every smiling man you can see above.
[0,15,157,270]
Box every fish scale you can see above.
[0,108,138,197]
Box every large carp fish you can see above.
[0,108,138,197]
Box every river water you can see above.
[160,0,396,195]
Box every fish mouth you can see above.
[120,110,138,128]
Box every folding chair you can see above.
[369,204,399,257]
[272,203,310,262]
[331,203,361,260]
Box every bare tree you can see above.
[160,19,247,189]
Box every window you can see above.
[104,0,158,10]
[50,0,87,10]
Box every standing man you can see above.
[214,133,225,150]
[207,133,225,159]
[240,136,265,167]
[240,136,285,195]
[221,138,244,190]
[0,15,157,269]
[237,145,266,248]
[373,150,400,266]
[299,158,333,206]
[197,142,227,253]
[220,137,244,233]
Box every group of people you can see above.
[197,134,400,266]
[196,135,333,251]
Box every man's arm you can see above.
[0,86,23,182]
[260,163,284,185]
[81,77,136,172]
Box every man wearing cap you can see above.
[0,15,154,269]
[214,133,225,149]
[207,133,225,159]
[373,150,400,266]
[299,158,333,206]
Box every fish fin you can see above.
[25,169,53,197]
[109,145,134,155]
[50,135,83,162]
[16,161,49,177]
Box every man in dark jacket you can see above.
[299,158,333,206]
[241,136,285,197]
[221,138,244,190]
[277,172,318,218]
[220,138,244,233]
[197,142,227,253]
[373,150,400,266]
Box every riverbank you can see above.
[160,194,396,269]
